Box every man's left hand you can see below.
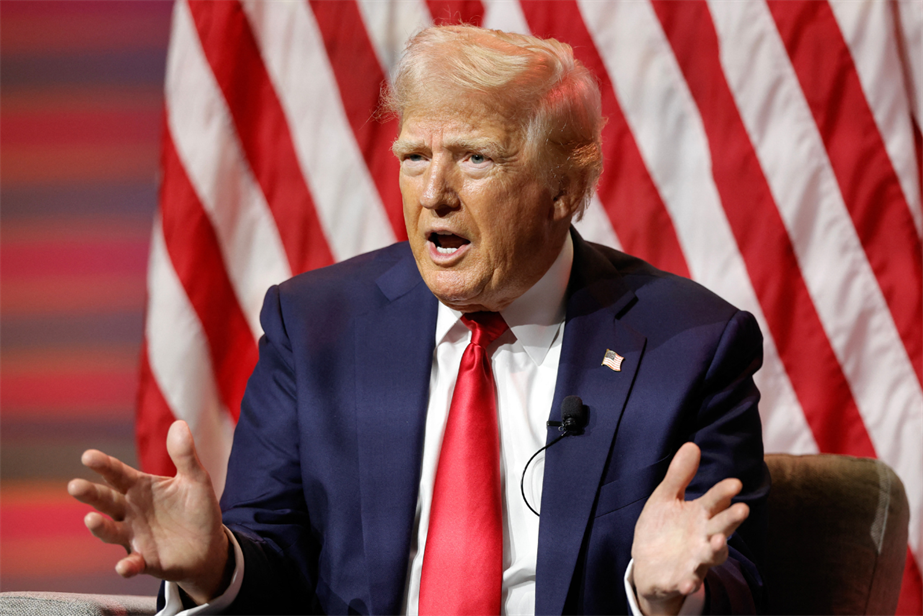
[631,442,749,616]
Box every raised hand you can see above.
[631,442,749,616]
[68,420,230,604]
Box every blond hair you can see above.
[385,25,604,217]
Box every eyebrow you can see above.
[392,139,423,157]
[392,136,508,159]
[445,137,504,156]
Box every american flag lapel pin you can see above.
[602,349,624,372]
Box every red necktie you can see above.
[419,312,508,616]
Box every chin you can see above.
[422,269,508,312]
[428,286,489,312]
[436,291,507,313]
[425,273,472,300]
[431,289,478,310]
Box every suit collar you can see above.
[535,229,645,615]
[564,227,637,319]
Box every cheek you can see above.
[399,176,417,206]
[490,192,550,246]
[401,180,423,224]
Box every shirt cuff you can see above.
[624,559,705,616]
[155,526,245,616]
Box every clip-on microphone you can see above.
[520,395,588,516]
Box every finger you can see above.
[700,534,730,568]
[166,420,209,483]
[81,449,139,494]
[115,552,147,578]
[706,502,750,540]
[677,575,702,597]
[68,479,127,520]
[698,477,743,517]
[84,511,130,550]
[655,442,701,500]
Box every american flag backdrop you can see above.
[136,1,923,611]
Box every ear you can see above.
[552,182,581,223]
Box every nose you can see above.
[420,157,459,211]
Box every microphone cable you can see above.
[520,396,587,516]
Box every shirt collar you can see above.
[434,232,574,365]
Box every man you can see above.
[70,25,769,615]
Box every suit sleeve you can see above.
[687,309,771,614]
[217,284,324,615]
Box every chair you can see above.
[0,591,156,615]
[1,454,909,615]
[763,453,910,615]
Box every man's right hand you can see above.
[630,442,750,615]
[68,420,230,605]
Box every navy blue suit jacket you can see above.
[214,231,769,615]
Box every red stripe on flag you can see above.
[768,0,923,386]
[187,0,334,275]
[651,0,876,457]
[160,130,258,422]
[136,341,177,476]
[521,0,690,278]
[308,0,406,241]
[425,0,484,26]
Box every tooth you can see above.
[436,246,458,255]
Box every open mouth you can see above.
[429,231,470,255]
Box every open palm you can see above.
[68,421,229,602]
[631,443,750,615]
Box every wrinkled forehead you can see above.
[397,96,528,157]
[398,87,529,140]
[396,108,521,157]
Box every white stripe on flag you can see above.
[241,0,396,261]
[897,0,923,128]
[356,0,432,79]
[481,0,531,34]
[167,0,291,337]
[829,0,923,236]
[145,216,235,494]
[573,195,622,251]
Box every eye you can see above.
[401,153,428,168]
[469,153,487,165]
[399,152,428,176]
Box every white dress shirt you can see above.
[159,233,702,615]
[403,234,574,616]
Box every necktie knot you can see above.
[461,311,508,348]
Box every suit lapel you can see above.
[354,253,438,615]
[535,232,646,615]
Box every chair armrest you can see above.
[0,591,157,615]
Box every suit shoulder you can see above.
[276,242,413,304]
[256,243,424,340]
[588,241,743,323]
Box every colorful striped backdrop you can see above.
[1,0,169,596]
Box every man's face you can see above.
[394,102,575,313]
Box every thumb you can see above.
[657,442,701,500]
[166,420,208,481]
